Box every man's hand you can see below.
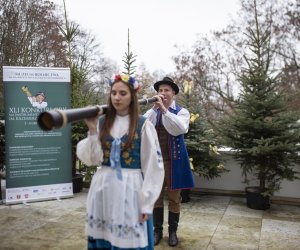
[153,95,167,113]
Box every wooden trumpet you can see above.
[38,96,159,131]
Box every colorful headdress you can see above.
[111,74,141,92]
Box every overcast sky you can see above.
[53,0,240,73]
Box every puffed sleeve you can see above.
[76,133,103,166]
[139,119,164,214]
[162,107,190,136]
[143,108,158,126]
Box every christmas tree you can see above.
[220,13,300,195]
[122,28,137,76]
[180,81,226,179]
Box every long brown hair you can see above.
[100,80,140,150]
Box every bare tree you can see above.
[271,0,300,108]
[0,0,68,112]
[172,0,300,121]
[173,37,236,120]
[0,0,67,68]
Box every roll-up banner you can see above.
[3,66,73,204]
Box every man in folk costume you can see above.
[144,77,195,247]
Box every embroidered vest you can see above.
[157,117,170,161]
[100,115,146,169]
[156,105,195,190]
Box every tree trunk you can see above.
[0,177,2,202]
[259,177,266,190]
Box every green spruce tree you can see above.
[180,80,226,179]
[220,6,300,195]
[122,28,137,76]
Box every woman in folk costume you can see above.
[76,74,164,250]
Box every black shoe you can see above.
[154,230,163,245]
[168,231,178,247]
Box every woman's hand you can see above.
[139,213,149,223]
[84,106,103,134]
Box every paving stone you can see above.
[1,188,300,250]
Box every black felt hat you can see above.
[153,77,179,95]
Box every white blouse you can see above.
[76,115,164,214]
[144,100,190,136]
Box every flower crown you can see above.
[111,74,141,92]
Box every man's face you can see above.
[36,94,45,103]
[158,84,175,106]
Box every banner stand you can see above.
[3,66,73,205]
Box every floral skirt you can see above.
[87,217,153,250]
[86,167,153,249]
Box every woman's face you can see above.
[111,81,132,116]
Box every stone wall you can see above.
[194,151,300,202]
